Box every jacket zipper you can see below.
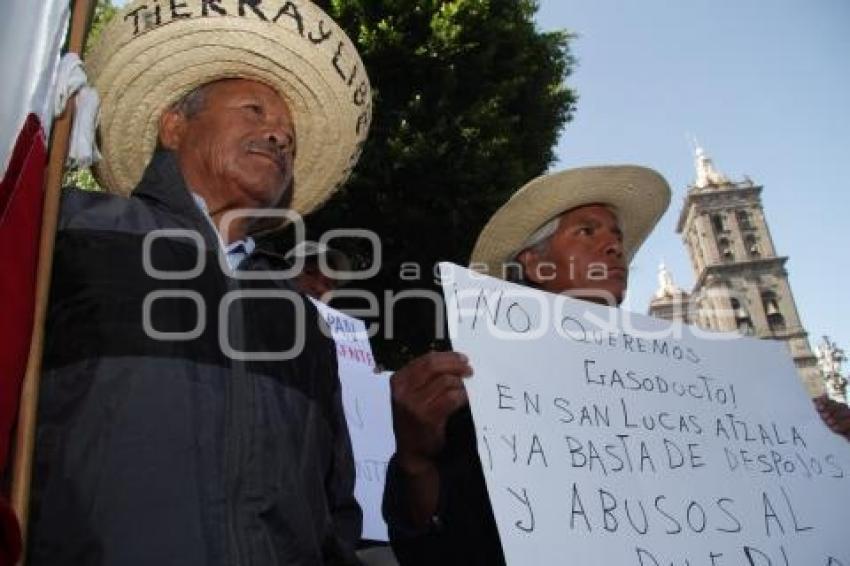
[224,267,250,566]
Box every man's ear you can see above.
[516,248,544,285]
[158,109,187,151]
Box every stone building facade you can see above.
[649,147,824,397]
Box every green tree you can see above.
[62,0,116,190]
[84,0,117,53]
[296,0,576,366]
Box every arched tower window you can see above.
[718,237,734,262]
[745,234,761,258]
[736,209,754,231]
[711,213,726,233]
[731,298,754,335]
[762,291,786,332]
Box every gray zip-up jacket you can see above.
[28,150,361,566]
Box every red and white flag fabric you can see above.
[0,1,70,563]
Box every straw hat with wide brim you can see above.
[86,0,371,217]
[470,165,671,277]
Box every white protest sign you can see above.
[438,263,850,565]
[312,299,395,541]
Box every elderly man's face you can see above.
[161,79,296,213]
[518,204,627,305]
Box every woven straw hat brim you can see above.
[470,165,671,278]
[86,0,372,217]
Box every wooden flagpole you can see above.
[10,0,97,559]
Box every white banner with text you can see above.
[313,299,394,541]
[439,262,850,565]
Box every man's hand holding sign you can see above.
[390,352,473,527]
[815,396,850,441]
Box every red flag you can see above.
[0,1,70,563]
[0,115,46,566]
[0,115,46,468]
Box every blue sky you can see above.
[536,0,850,354]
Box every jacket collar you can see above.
[132,149,199,216]
[131,149,221,249]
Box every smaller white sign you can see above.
[312,299,395,541]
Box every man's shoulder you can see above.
[58,186,164,235]
[58,187,131,230]
[60,186,117,208]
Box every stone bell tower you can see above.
[669,145,823,396]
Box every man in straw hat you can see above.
[382,165,850,566]
[29,1,371,564]
[382,165,670,566]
